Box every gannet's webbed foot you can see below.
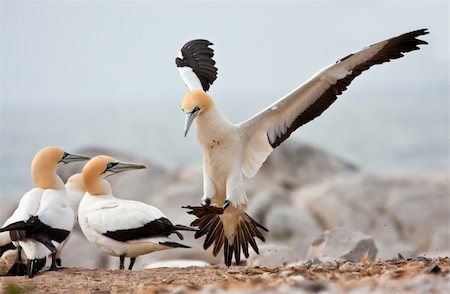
[223,200,231,209]
[183,205,224,218]
[6,262,27,276]
[6,246,26,276]
[202,198,211,206]
[26,257,45,278]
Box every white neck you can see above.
[195,105,232,143]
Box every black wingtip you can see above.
[159,241,191,249]
[177,39,218,92]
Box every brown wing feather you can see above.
[270,29,428,148]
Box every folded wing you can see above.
[85,200,183,242]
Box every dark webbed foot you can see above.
[26,259,45,278]
[223,200,231,209]
[6,262,27,276]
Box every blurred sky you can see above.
[0,1,448,199]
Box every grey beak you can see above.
[61,152,90,164]
[107,162,146,174]
[184,109,199,137]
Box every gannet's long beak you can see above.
[61,152,90,164]
[184,108,200,137]
[107,162,146,174]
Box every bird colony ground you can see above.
[1,258,449,293]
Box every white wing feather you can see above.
[84,199,166,235]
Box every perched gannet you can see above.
[176,30,429,266]
[0,146,89,277]
[78,155,196,270]
[54,173,85,266]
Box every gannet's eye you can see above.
[107,162,115,169]
[193,106,200,112]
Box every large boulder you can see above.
[306,227,378,262]
[245,141,358,195]
[293,172,449,259]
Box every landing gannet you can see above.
[78,155,196,270]
[176,30,429,266]
[0,146,89,277]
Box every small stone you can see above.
[425,264,442,274]
[414,256,431,262]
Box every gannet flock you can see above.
[0,29,428,277]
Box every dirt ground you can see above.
[1,257,449,294]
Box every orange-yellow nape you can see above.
[181,89,214,113]
[82,155,118,195]
[31,146,66,189]
[82,155,118,180]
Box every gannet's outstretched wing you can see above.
[239,29,428,178]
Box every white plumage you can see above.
[78,155,195,270]
[0,146,89,278]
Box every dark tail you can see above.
[0,221,28,233]
[159,241,191,249]
[184,205,268,267]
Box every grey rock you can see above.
[265,205,322,258]
[247,186,291,224]
[306,227,378,262]
[293,172,449,259]
[253,141,357,189]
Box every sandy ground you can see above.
[1,258,449,293]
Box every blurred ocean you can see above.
[0,92,448,202]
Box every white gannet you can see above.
[54,173,85,266]
[78,155,196,270]
[175,30,429,266]
[0,146,89,277]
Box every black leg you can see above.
[27,259,36,278]
[56,258,62,267]
[128,257,136,270]
[119,255,125,270]
[223,199,231,209]
[49,252,58,271]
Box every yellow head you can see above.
[82,155,146,196]
[181,89,214,136]
[31,146,89,189]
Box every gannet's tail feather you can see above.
[184,205,268,266]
